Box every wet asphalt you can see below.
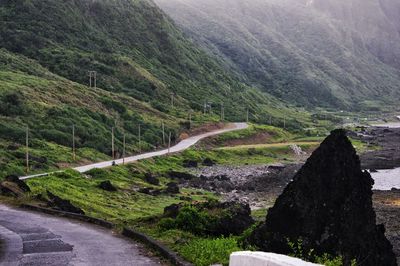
[0,205,163,266]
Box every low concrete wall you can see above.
[230,251,322,266]
[20,204,113,229]
[122,228,192,266]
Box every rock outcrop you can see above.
[47,191,85,215]
[248,129,396,266]
[98,180,117,191]
[0,175,30,197]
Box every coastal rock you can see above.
[144,173,160,185]
[248,129,396,266]
[203,158,215,166]
[98,180,117,191]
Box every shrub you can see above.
[84,168,108,179]
[158,218,176,231]
[175,206,210,235]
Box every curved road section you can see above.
[21,123,248,180]
[0,205,162,266]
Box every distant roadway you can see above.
[20,122,248,180]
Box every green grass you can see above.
[178,237,241,266]
[26,166,217,226]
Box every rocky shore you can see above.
[357,127,400,170]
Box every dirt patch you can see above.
[223,132,273,146]
[186,122,226,136]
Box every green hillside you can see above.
[0,0,295,118]
[0,0,317,176]
[155,0,400,111]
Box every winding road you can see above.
[1,123,249,265]
[20,122,248,180]
[0,205,162,266]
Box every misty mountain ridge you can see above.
[155,0,400,111]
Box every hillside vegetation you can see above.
[155,0,400,111]
[0,0,318,176]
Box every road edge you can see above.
[19,204,192,266]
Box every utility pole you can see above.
[168,132,171,154]
[162,122,165,146]
[123,133,126,165]
[220,103,225,122]
[111,127,115,160]
[72,124,76,161]
[283,117,286,129]
[171,93,174,108]
[204,101,207,115]
[246,108,249,123]
[138,124,141,153]
[269,115,272,126]
[88,71,97,88]
[94,71,97,89]
[25,126,29,174]
[189,111,192,129]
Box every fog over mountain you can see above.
[155,0,400,110]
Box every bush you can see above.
[84,168,108,179]
[179,237,241,266]
[158,218,176,231]
[175,206,211,235]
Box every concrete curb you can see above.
[122,228,193,266]
[19,204,192,266]
[20,204,113,229]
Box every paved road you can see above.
[20,123,248,180]
[0,205,163,266]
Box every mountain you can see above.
[154,0,400,111]
[0,0,312,176]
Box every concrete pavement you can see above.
[20,123,248,180]
[0,205,163,266]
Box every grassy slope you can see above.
[0,49,181,176]
[0,0,324,177]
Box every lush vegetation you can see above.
[0,0,329,178]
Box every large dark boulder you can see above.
[47,191,85,215]
[248,129,396,266]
